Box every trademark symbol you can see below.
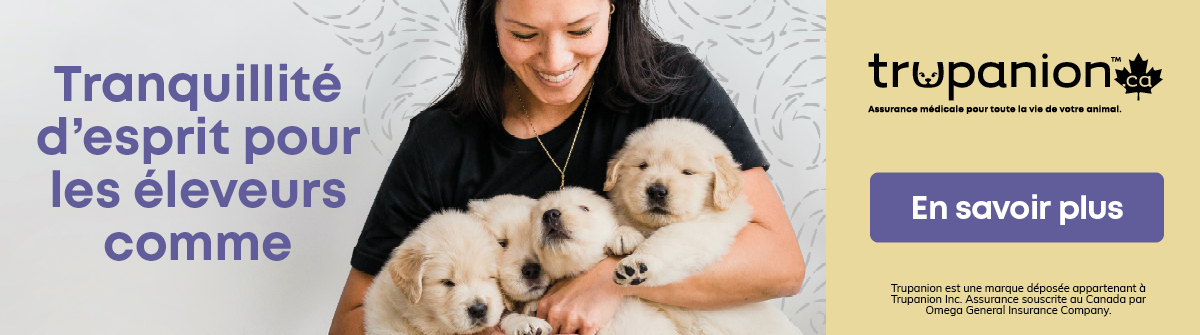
[1110,56,1122,62]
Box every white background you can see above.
[0,0,825,333]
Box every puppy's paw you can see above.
[613,254,655,286]
[606,226,644,256]
[500,314,552,335]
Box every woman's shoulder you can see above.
[409,107,470,129]
[648,43,726,104]
[655,43,704,78]
[393,107,487,159]
[641,44,728,110]
[404,107,487,139]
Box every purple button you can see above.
[870,173,1164,242]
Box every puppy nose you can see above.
[647,184,668,201]
[467,302,488,319]
[542,209,562,227]
[521,262,542,280]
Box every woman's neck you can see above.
[501,75,592,140]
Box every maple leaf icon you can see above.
[1114,54,1163,100]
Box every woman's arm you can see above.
[329,268,373,335]
[537,167,805,333]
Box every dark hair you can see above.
[431,0,691,125]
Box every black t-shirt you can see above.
[352,47,769,276]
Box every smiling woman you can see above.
[328,1,805,334]
[496,0,606,102]
[440,0,689,131]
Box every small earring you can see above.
[609,3,615,30]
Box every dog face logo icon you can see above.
[911,62,943,88]
[919,71,938,85]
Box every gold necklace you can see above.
[513,75,593,190]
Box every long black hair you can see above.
[431,0,691,126]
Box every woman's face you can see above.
[495,0,610,106]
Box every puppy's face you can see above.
[604,119,744,227]
[388,212,505,333]
[467,195,550,302]
[532,187,619,279]
[497,238,549,302]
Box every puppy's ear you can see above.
[712,155,744,211]
[388,247,428,304]
[467,200,503,239]
[466,199,488,216]
[603,155,624,192]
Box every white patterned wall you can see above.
[292,0,826,333]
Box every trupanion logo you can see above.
[869,53,1163,101]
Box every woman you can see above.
[329,0,805,334]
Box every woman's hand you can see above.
[537,257,629,335]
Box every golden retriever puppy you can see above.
[604,118,753,287]
[532,187,677,335]
[603,119,803,335]
[467,195,553,335]
[363,210,505,335]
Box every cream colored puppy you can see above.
[532,187,675,335]
[604,119,803,335]
[605,118,753,287]
[363,210,505,335]
[467,195,553,335]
